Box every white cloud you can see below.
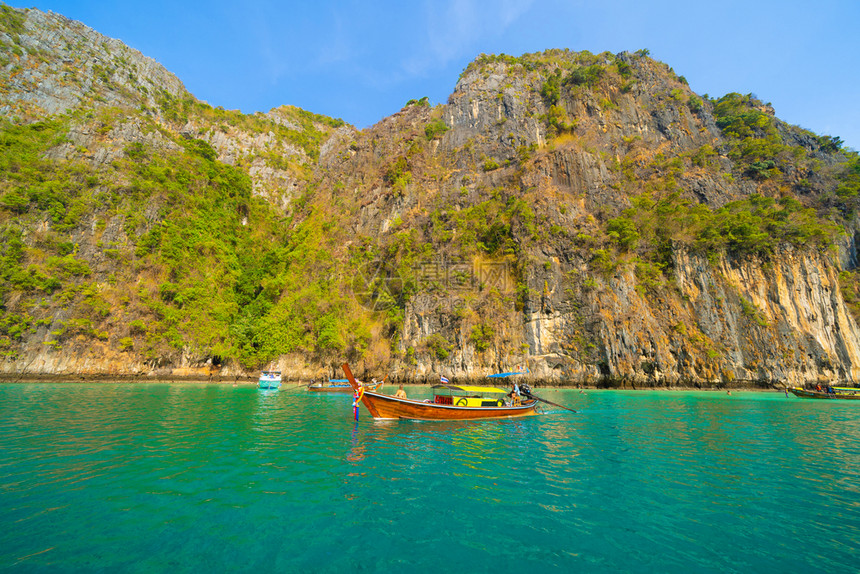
[315,10,353,66]
[496,0,535,27]
[403,0,535,77]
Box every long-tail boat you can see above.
[307,377,385,393]
[341,363,538,420]
[307,379,352,393]
[788,386,860,400]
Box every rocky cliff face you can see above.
[1,10,859,387]
[325,51,860,387]
[0,8,187,118]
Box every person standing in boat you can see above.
[395,384,407,399]
[508,383,522,406]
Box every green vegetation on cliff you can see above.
[602,192,840,277]
[2,10,860,381]
[0,111,367,367]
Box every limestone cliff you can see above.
[1,9,859,388]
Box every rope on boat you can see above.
[520,385,577,414]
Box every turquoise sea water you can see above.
[1,384,858,573]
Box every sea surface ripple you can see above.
[0,384,858,572]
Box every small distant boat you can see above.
[340,363,538,421]
[258,371,282,390]
[788,386,860,400]
[308,378,385,393]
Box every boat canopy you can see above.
[487,371,527,378]
[328,379,349,383]
[431,384,509,394]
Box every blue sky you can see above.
[12,0,860,150]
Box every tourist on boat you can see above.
[508,383,522,406]
[395,384,407,399]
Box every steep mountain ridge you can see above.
[2,6,859,387]
[0,6,186,118]
[316,50,859,386]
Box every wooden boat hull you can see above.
[789,388,860,400]
[356,390,538,420]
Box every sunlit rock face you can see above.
[2,10,859,387]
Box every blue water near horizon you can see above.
[1,383,858,572]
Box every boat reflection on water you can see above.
[346,423,366,463]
